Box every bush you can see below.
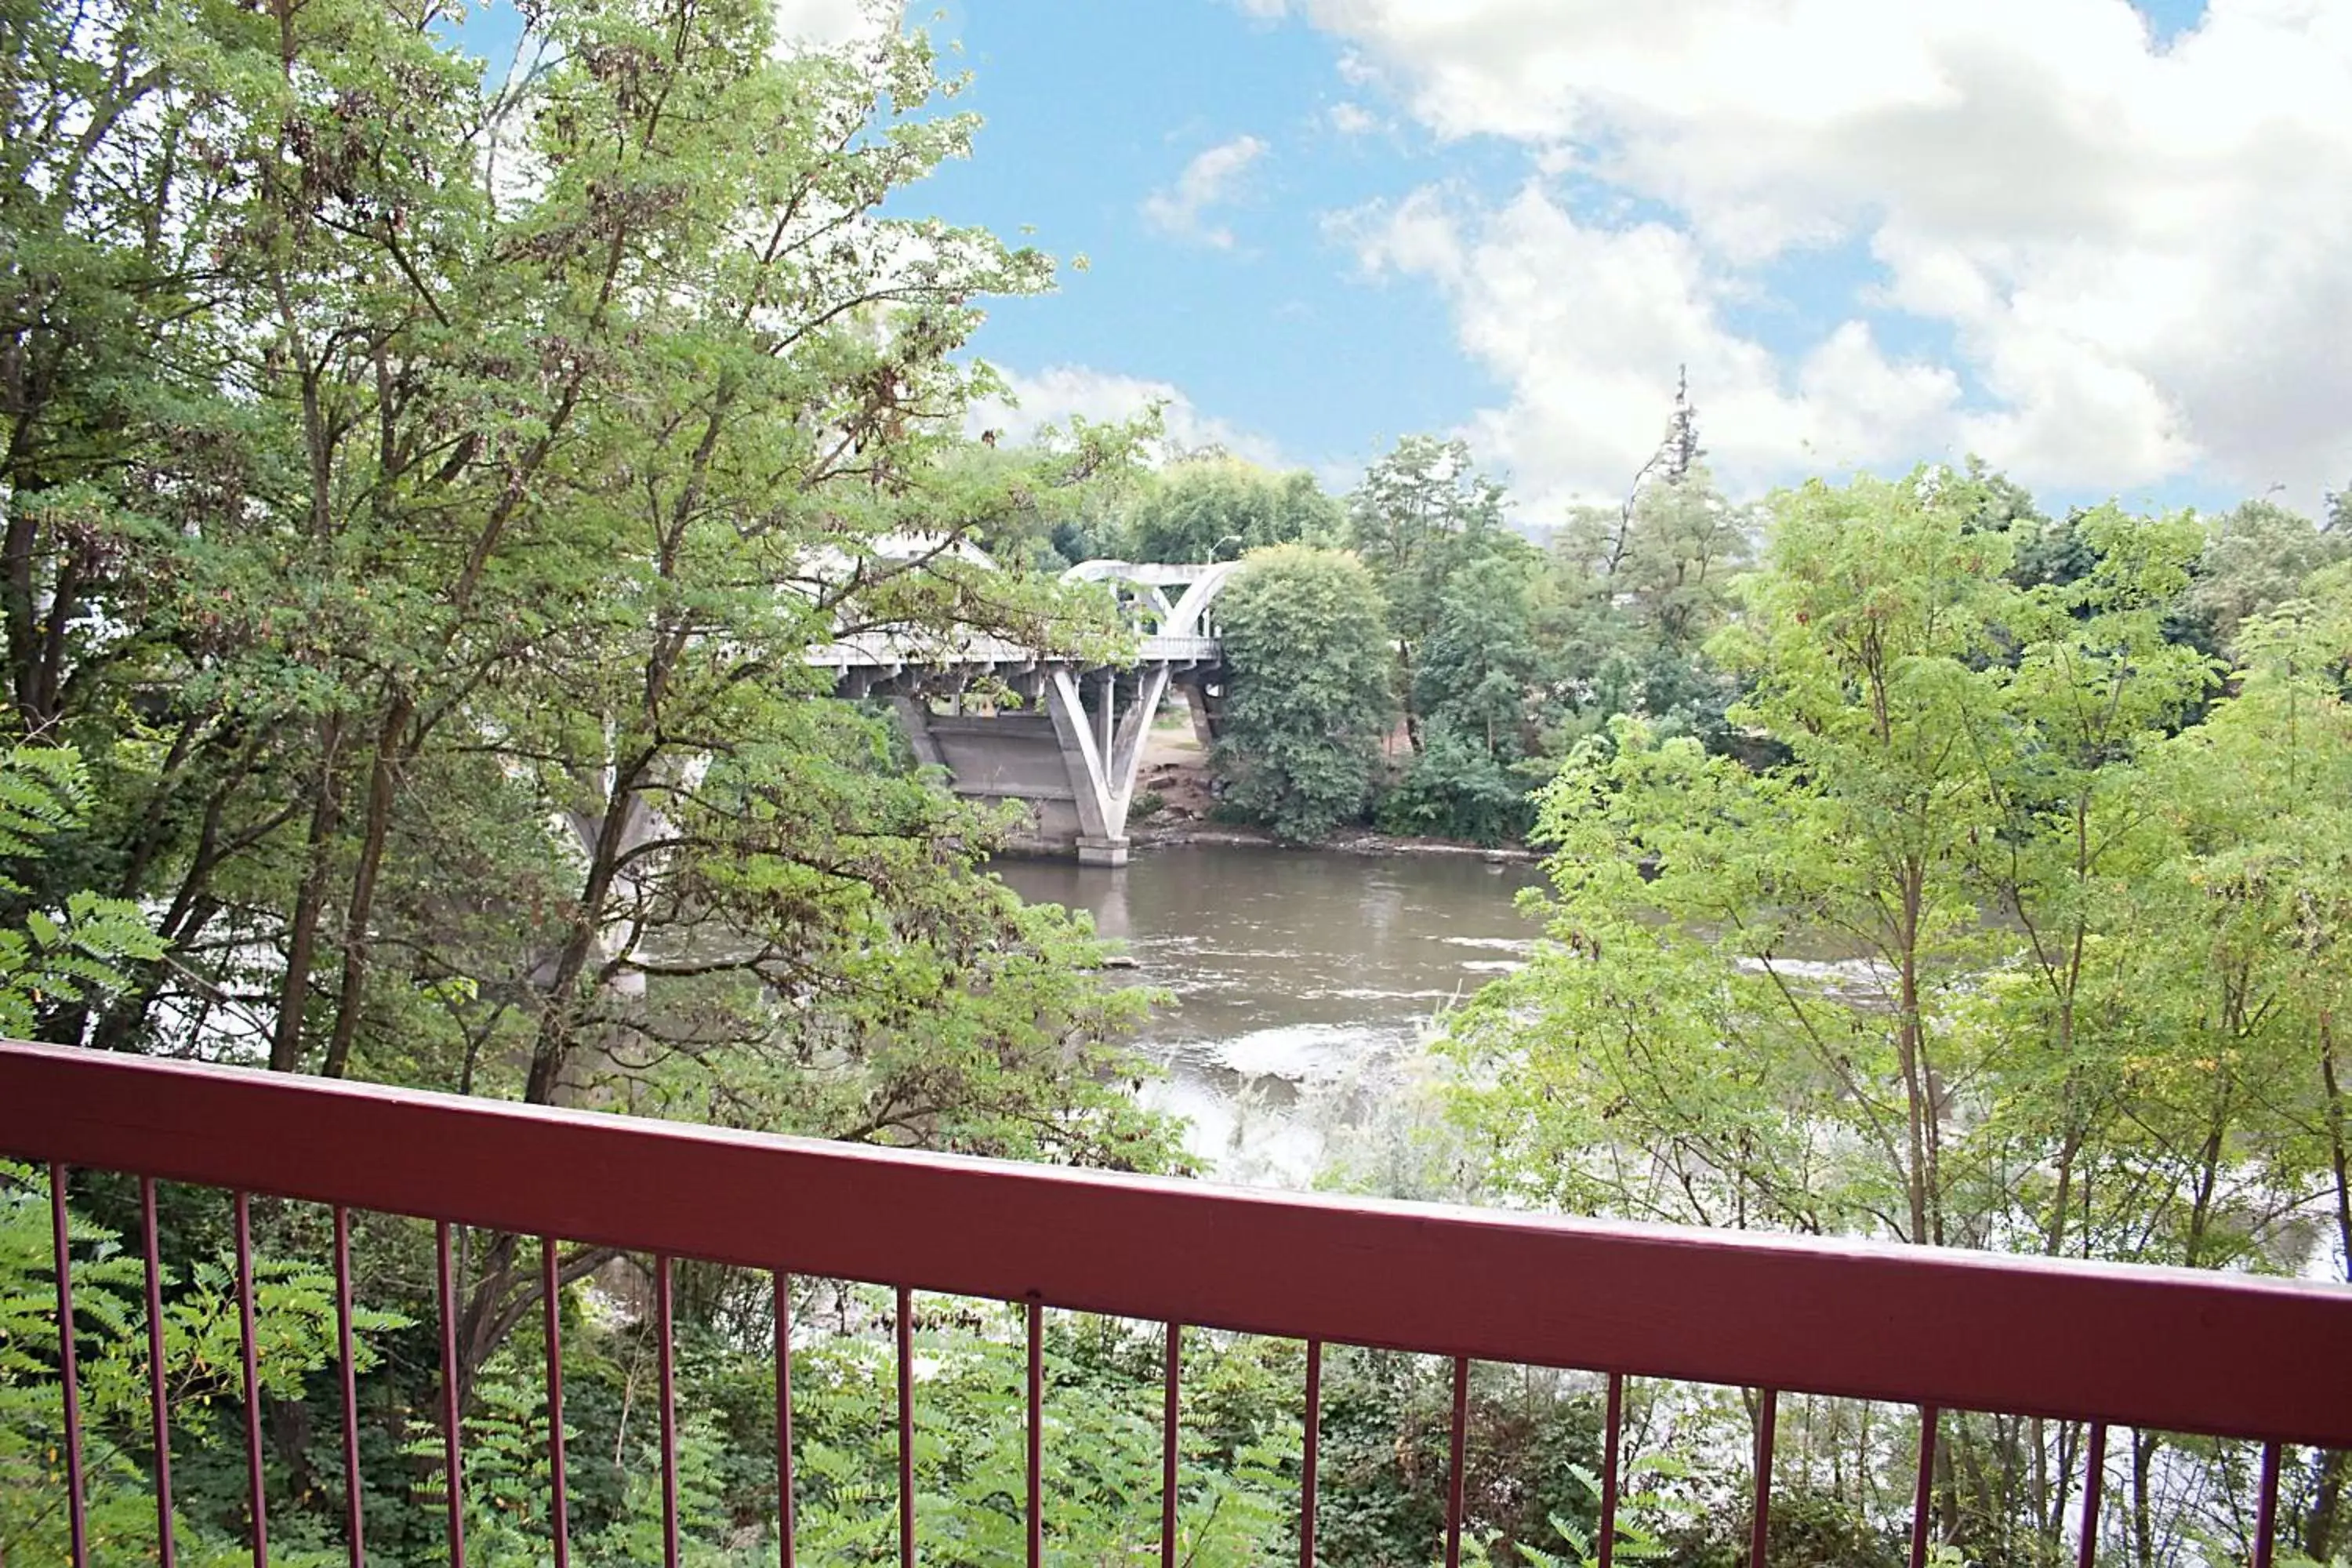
[1375,726,1542,844]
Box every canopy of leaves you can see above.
[0,0,1186,1414]
[1210,546,1396,842]
[1119,457,1345,564]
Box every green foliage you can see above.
[1543,466,1752,752]
[0,1167,407,1566]
[1414,555,1545,742]
[1380,549,1555,842]
[0,9,1214,1557]
[0,746,166,1036]
[1336,435,1757,848]
[1528,1452,1724,1568]
[1210,546,1396,841]
[1121,458,1345,564]
[0,0,1185,1377]
[2180,497,2349,654]
[1436,470,2352,1565]
[1443,470,2240,1247]
[1647,1489,1904,1568]
[428,1294,1301,1568]
[1377,728,1542,846]
[1312,1352,1602,1568]
[1346,437,1517,748]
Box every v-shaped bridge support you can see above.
[1044,664,1171,866]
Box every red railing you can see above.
[5,1036,2350,1566]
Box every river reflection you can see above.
[994,844,1548,1186]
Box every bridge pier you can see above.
[1075,836,1131,868]
[825,559,1238,864]
[890,662,1176,865]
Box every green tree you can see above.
[1546,466,1751,750]
[1348,436,1515,750]
[0,0,1185,1406]
[2180,497,2348,654]
[1122,457,1345,564]
[1446,473,2220,1245]
[1439,470,2341,1566]
[2111,572,2352,1562]
[1211,546,1395,841]
[1380,552,1549,843]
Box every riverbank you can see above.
[1128,727,1538,862]
[1129,821,1537,861]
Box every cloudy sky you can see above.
[809,2,2345,517]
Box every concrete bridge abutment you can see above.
[826,559,1239,865]
[891,661,1192,866]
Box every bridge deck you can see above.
[808,632,1222,669]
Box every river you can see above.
[995,844,1550,1187]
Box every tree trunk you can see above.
[2309,1015,2350,1563]
[1896,863,1935,1246]
[2129,1429,2158,1568]
[321,696,412,1080]
[270,715,345,1072]
[2303,1448,2345,1565]
[2321,1012,2350,1287]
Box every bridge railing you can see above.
[4,1038,2347,1566]
[808,630,1221,670]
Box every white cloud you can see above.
[969,365,1287,467]
[1301,0,2352,506]
[772,0,882,46]
[1141,136,1270,249]
[1344,185,1963,509]
[1328,101,1380,136]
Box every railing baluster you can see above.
[1027,1301,1044,1568]
[2078,1421,2107,1568]
[1301,1339,1322,1568]
[1162,1322,1182,1568]
[897,1285,917,1568]
[1908,1406,1939,1568]
[1598,1374,1623,1568]
[49,1163,89,1567]
[775,1272,794,1568]
[1445,1356,1469,1568]
[142,1177,176,1568]
[544,1238,570,1568]
[2252,1440,2281,1568]
[1749,1388,1777,1568]
[435,1221,465,1568]
[657,1254,681,1568]
[235,1191,267,1566]
[333,1207,364,1568]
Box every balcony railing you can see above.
[3,1036,2349,1567]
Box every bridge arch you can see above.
[1060,559,1243,641]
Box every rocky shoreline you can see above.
[1127,821,1537,862]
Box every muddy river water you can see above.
[994,844,1551,1185]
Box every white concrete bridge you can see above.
[810,560,1239,865]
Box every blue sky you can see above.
[459,0,2352,524]
[913,2,1504,468]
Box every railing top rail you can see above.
[5,1039,2347,1447]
